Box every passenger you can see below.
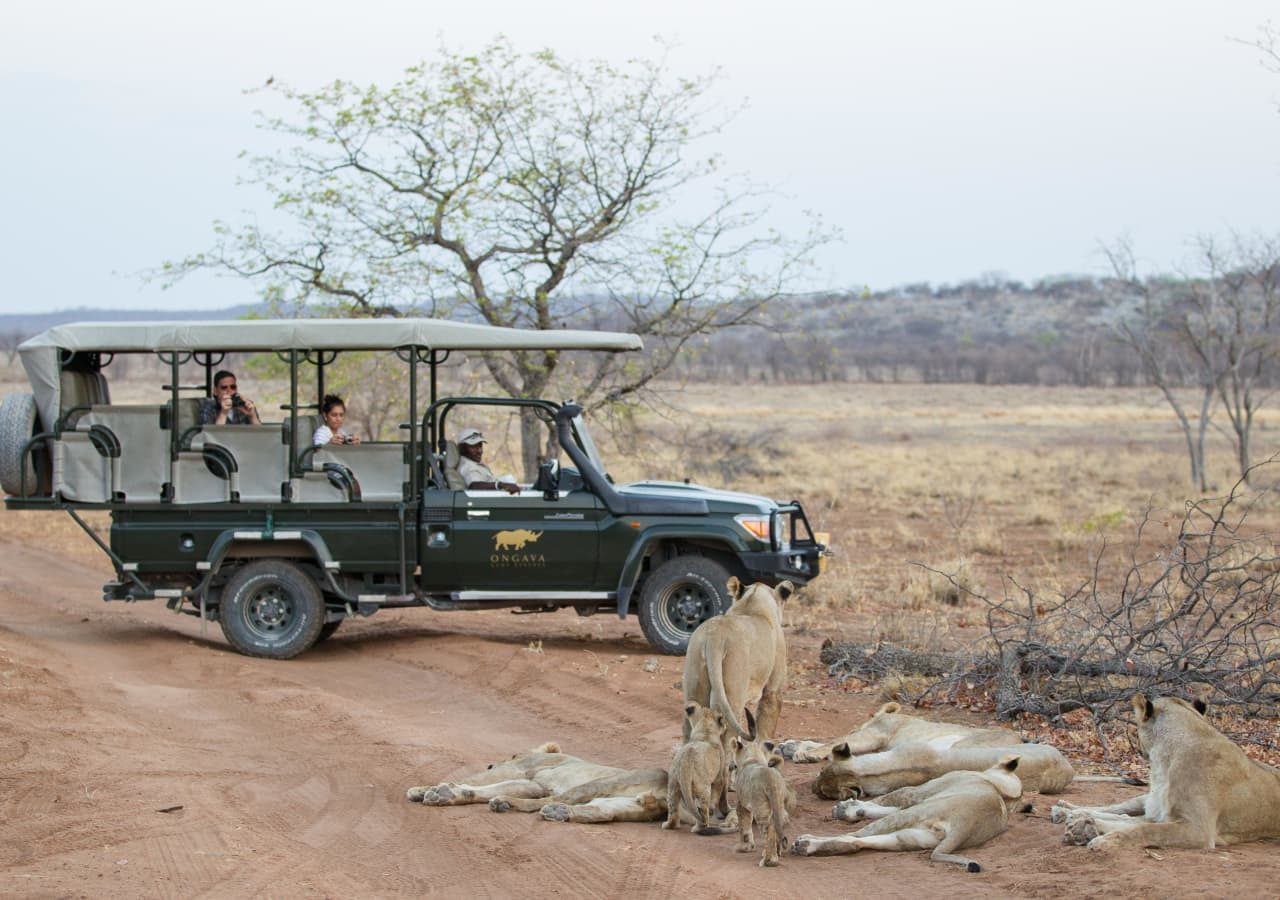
[313,394,361,446]
[198,370,262,425]
[456,428,519,494]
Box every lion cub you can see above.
[664,702,729,834]
[730,737,797,867]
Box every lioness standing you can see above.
[1053,693,1280,850]
[682,577,792,744]
[665,702,729,834]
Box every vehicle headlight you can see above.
[773,512,790,552]
[735,514,771,544]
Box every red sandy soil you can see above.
[1,535,1277,899]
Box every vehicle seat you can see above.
[443,440,466,490]
[285,414,321,446]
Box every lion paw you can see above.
[418,784,456,806]
[774,740,801,760]
[1049,802,1076,825]
[716,808,739,830]
[406,786,428,802]
[488,798,511,813]
[540,803,571,822]
[759,855,780,868]
[1088,833,1122,852]
[832,800,864,822]
[1063,815,1099,846]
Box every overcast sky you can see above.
[3,0,1279,315]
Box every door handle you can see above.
[467,509,490,519]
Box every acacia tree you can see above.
[166,39,830,476]
[1102,239,1215,491]
[1103,236,1280,489]
[1183,236,1280,482]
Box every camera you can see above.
[231,393,246,408]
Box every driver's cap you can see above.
[458,428,485,446]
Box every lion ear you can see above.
[734,737,746,751]
[832,742,852,760]
[726,576,742,598]
[877,702,901,716]
[1192,698,1208,716]
[1000,754,1020,772]
[767,755,783,768]
[684,702,698,718]
[1132,693,1154,721]
[775,581,795,603]
[763,740,777,753]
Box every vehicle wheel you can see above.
[218,560,325,659]
[0,392,40,497]
[316,619,343,643]
[638,555,734,655]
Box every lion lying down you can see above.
[812,738,1074,799]
[796,703,1074,798]
[792,755,1026,872]
[777,701,1022,764]
[406,743,668,823]
[406,743,736,828]
[1052,693,1280,850]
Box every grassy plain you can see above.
[625,382,1280,633]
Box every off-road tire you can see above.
[218,560,325,659]
[638,555,733,655]
[0,392,40,497]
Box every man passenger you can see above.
[198,370,262,425]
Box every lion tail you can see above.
[707,653,751,739]
[770,796,790,853]
[533,742,561,754]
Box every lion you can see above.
[792,755,1026,872]
[665,702,730,834]
[682,577,792,745]
[730,737,798,867]
[406,743,669,824]
[1052,693,1280,850]
[812,737,1074,798]
[777,701,1023,763]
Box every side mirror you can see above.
[534,459,560,500]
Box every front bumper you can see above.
[739,543,827,584]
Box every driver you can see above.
[456,428,519,494]
[198,370,262,425]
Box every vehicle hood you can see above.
[617,480,778,514]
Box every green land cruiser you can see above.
[0,318,827,658]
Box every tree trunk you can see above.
[519,407,544,482]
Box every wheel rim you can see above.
[656,578,717,636]
[242,583,297,641]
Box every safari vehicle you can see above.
[0,318,826,658]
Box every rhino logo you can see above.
[493,529,544,551]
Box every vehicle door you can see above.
[448,487,604,590]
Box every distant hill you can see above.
[0,305,261,335]
[0,279,1178,388]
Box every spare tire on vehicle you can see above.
[0,392,42,497]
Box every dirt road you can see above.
[1,536,1276,898]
